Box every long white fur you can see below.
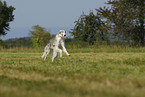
[41,30,70,62]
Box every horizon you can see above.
[1,26,72,40]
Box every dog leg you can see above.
[56,48,62,57]
[62,46,70,56]
[42,52,45,58]
[52,50,57,62]
[44,50,50,61]
[42,50,47,58]
[42,45,50,61]
[61,40,70,56]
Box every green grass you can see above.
[0,46,145,97]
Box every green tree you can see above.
[97,0,145,46]
[70,12,107,44]
[15,37,31,47]
[4,37,31,48]
[29,25,51,48]
[0,39,5,48]
[0,0,15,36]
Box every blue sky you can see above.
[1,0,108,40]
[3,0,108,28]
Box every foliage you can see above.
[64,37,89,49]
[0,47,145,97]
[66,40,89,49]
[0,0,15,36]
[70,12,108,45]
[4,37,31,48]
[29,25,51,48]
[97,0,145,46]
[0,39,5,48]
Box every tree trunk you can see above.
[138,0,144,46]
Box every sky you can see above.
[1,0,108,40]
[3,0,108,28]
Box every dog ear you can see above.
[58,30,61,34]
[57,31,60,34]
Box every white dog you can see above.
[41,30,70,62]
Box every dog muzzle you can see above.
[63,36,65,39]
[63,35,66,39]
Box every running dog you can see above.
[41,30,70,62]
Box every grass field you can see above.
[0,46,145,97]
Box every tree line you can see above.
[3,25,54,48]
[0,0,144,48]
[71,0,144,46]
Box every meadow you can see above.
[0,46,145,97]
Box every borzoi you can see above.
[41,30,70,62]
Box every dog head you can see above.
[58,30,66,39]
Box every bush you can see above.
[66,40,89,49]
[0,39,5,49]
